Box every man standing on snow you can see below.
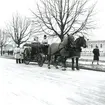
[92,45,100,65]
[14,46,21,64]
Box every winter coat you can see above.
[20,48,24,59]
[42,38,48,45]
[93,48,100,61]
[14,47,21,59]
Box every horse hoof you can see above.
[76,68,80,70]
[72,68,75,70]
[56,66,59,69]
[48,66,50,69]
[62,68,66,71]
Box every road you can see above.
[0,58,105,105]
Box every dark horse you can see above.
[47,35,87,70]
[66,36,87,70]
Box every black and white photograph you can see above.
[0,0,105,105]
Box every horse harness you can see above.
[64,34,75,51]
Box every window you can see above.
[100,44,102,48]
[91,44,93,48]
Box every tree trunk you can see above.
[59,34,64,42]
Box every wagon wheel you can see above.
[37,53,44,67]
[24,48,30,65]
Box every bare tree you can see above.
[0,30,9,56]
[6,13,33,47]
[32,0,96,41]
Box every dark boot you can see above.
[19,59,21,64]
[72,58,74,70]
[22,59,24,63]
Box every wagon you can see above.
[23,42,47,67]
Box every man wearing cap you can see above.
[42,35,48,45]
[42,35,49,58]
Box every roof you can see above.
[23,42,41,47]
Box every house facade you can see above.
[82,40,105,56]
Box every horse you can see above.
[47,34,75,69]
[47,35,87,70]
[64,36,87,70]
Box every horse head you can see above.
[66,34,75,48]
[75,36,87,48]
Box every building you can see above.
[82,40,105,56]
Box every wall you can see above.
[82,40,105,56]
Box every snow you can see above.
[0,58,105,105]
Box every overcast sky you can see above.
[0,0,105,40]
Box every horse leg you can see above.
[72,58,75,70]
[62,57,66,71]
[48,55,51,69]
[54,55,59,69]
[76,58,79,70]
[64,57,67,68]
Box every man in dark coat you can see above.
[92,45,100,65]
[42,35,49,56]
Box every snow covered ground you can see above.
[0,58,105,105]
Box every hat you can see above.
[44,35,47,37]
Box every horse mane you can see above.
[61,34,74,46]
[74,36,86,48]
[74,37,82,47]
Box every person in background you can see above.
[20,46,24,63]
[42,35,48,45]
[92,45,100,65]
[32,37,39,43]
[42,35,49,58]
[13,46,21,64]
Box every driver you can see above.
[42,35,49,57]
[42,35,48,45]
